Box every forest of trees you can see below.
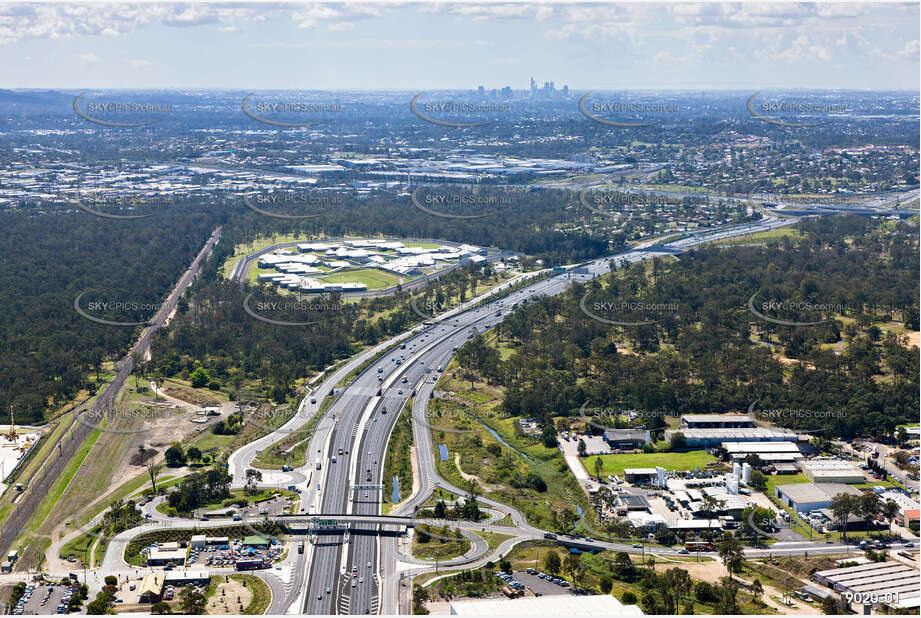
[0,201,226,424]
[457,216,919,440]
[148,259,509,403]
[1,185,605,424]
[221,185,615,266]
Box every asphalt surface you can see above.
[76,213,830,614]
[67,199,921,614]
[294,214,803,614]
[300,281,566,614]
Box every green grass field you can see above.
[220,233,309,278]
[318,268,403,290]
[705,226,802,247]
[590,450,717,477]
[20,426,102,538]
[479,531,515,550]
[764,472,810,496]
[413,524,471,560]
[232,574,271,615]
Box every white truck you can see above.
[315,457,322,470]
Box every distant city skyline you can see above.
[0,2,918,91]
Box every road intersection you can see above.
[65,206,921,614]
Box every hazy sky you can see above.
[1,2,918,90]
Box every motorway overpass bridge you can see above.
[276,513,416,527]
[266,514,419,540]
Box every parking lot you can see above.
[187,538,283,568]
[559,433,610,457]
[510,570,572,596]
[203,495,293,519]
[238,496,291,517]
[14,582,76,615]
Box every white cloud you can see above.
[0,3,388,45]
[289,3,386,30]
[897,40,919,59]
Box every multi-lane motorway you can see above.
[299,271,575,614]
[290,214,803,614]
[72,201,918,614]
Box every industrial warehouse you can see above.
[813,561,920,611]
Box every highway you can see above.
[296,272,573,614]
[289,214,801,614]
[82,205,907,613]
[65,212,795,611]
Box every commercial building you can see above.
[138,573,165,603]
[774,483,862,513]
[799,585,835,603]
[243,535,270,549]
[189,535,207,550]
[626,511,667,530]
[772,462,802,475]
[449,592,644,615]
[665,427,798,448]
[680,414,755,429]
[800,459,865,484]
[602,429,650,450]
[687,492,749,520]
[164,570,211,587]
[623,468,659,485]
[813,561,920,610]
[667,519,723,533]
[721,441,804,465]
[618,494,651,511]
[146,545,187,567]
